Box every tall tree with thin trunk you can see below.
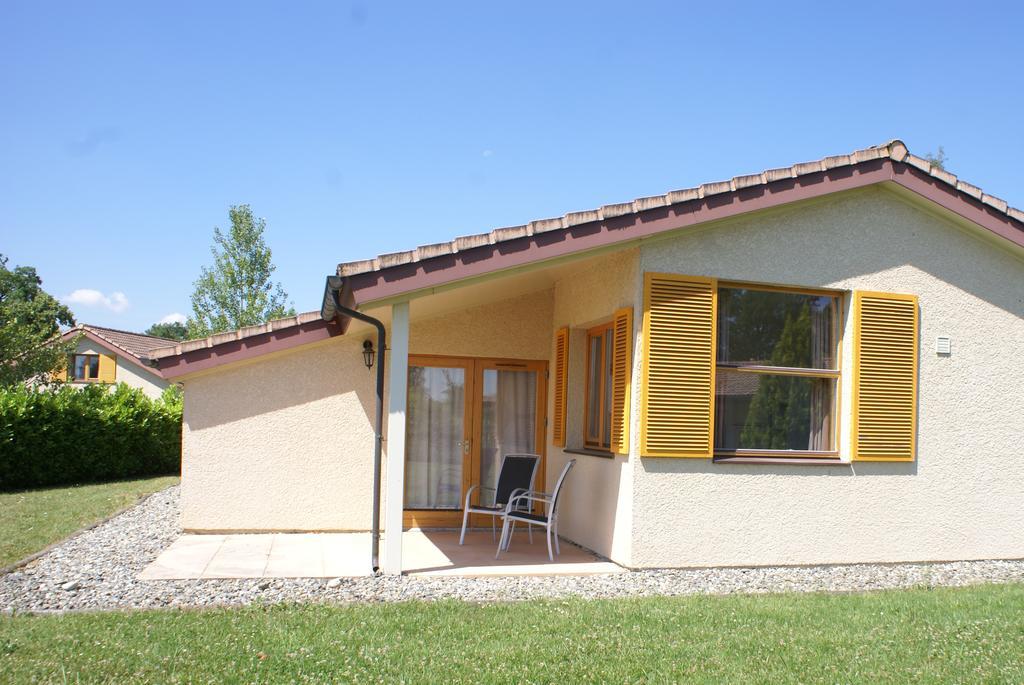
[187,205,294,338]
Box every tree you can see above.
[0,254,76,387]
[739,309,812,449]
[145,321,188,341]
[924,146,947,171]
[187,205,294,338]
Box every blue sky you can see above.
[2,1,1022,332]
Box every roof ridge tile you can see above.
[326,139,1019,281]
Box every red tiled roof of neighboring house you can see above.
[61,324,180,377]
[82,325,178,356]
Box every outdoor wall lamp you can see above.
[362,340,376,369]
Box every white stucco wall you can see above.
[181,335,378,531]
[178,184,1024,570]
[114,357,170,398]
[410,287,553,360]
[180,288,555,532]
[629,186,1024,567]
[67,339,169,398]
[547,250,640,566]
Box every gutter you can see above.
[323,275,385,573]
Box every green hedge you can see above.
[0,383,182,490]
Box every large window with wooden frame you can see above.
[584,321,614,450]
[72,354,100,381]
[714,285,841,456]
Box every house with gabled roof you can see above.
[52,324,172,398]
[140,140,1024,573]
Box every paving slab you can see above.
[140,529,618,580]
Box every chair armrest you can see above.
[505,491,553,512]
[505,487,529,511]
[464,484,479,509]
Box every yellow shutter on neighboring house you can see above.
[552,326,569,447]
[98,353,117,384]
[640,273,717,458]
[610,307,633,455]
[52,356,68,382]
[852,291,919,462]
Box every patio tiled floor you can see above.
[139,529,622,579]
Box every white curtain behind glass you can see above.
[404,366,464,509]
[479,369,536,506]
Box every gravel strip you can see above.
[3,485,1023,613]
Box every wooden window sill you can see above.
[565,447,616,460]
[713,456,849,466]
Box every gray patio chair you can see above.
[459,453,540,546]
[496,458,576,561]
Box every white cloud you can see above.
[63,289,130,314]
[158,312,187,325]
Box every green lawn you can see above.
[2,584,1023,683]
[0,476,179,567]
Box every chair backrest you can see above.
[549,459,576,518]
[494,454,540,505]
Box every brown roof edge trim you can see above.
[155,318,347,380]
[60,329,166,379]
[344,160,894,303]
[892,163,1024,246]
[342,158,1023,306]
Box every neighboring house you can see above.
[52,324,173,398]
[144,140,1024,573]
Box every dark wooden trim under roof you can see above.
[150,140,1024,377]
[339,156,1023,307]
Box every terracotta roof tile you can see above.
[334,140,1024,279]
[529,217,565,234]
[699,180,733,197]
[600,202,634,218]
[145,312,324,360]
[73,325,179,359]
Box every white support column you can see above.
[382,301,409,574]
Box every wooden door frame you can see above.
[403,354,548,529]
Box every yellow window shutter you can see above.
[610,307,633,455]
[552,326,569,447]
[640,273,717,458]
[852,291,919,462]
[98,353,117,384]
[52,356,68,382]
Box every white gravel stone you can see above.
[2,485,1023,614]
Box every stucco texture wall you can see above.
[180,288,556,532]
[547,250,640,565]
[181,335,378,531]
[410,287,553,360]
[630,186,1024,568]
[114,358,170,398]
